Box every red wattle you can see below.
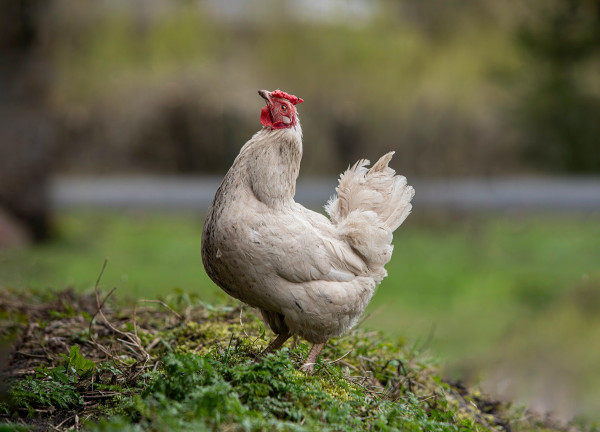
[271,121,287,129]
[260,106,273,127]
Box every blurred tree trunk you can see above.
[331,109,364,172]
[0,0,56,244]
[517,0,600,173]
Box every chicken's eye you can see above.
[281,105,288,111]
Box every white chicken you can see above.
[202,89,414,372]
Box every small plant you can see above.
[36,345,96,385]
[10,376,83,415]
[0,424,30,432]
[61,345,97,380]
[2,345,97,418]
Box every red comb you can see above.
[271,90,304,105]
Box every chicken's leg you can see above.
[254,333,291,362]
[300,342,326,373]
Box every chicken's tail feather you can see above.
[325,152,414,282]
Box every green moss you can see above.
[0,288,583,431]
[86,310,510,431]
[93,350,462,432]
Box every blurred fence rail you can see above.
[50,176,600,212]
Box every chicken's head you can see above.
[258,89,303,130]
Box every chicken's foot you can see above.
[254,333,291,362]
[300,342,326,373]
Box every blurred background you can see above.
[1,0,599,425]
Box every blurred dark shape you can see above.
[0,208,30,249]
[517,0,600,173]
[0,340,10,406]
[331,107,365,171]
[0,0,56,243]
[132,92,252,174]
[395,103,514,177]
[55,86,254,175]
[568,275,600,317]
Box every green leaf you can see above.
[67,345,96,378]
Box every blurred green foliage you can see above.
[516,0,600,172]
[3,0,598,179]
[38,0,597,176]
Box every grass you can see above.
[1,211,599,423]
[0,288,574,431]
[0,211,213,298]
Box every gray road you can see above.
[50,176,600,212]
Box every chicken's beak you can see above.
[258,89,271,103]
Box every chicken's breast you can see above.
[203,188,376,342]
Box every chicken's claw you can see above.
[299,362,316,374]
[255,333,291,361]
[300,342,326,374]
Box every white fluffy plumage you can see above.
[325,153,414,282]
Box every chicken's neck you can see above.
[240,124,303,208]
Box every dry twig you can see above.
[88,258,149,364]
[239,305,250,338]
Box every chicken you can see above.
[201,89,414,372]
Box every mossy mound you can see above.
[0,288,574,432]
